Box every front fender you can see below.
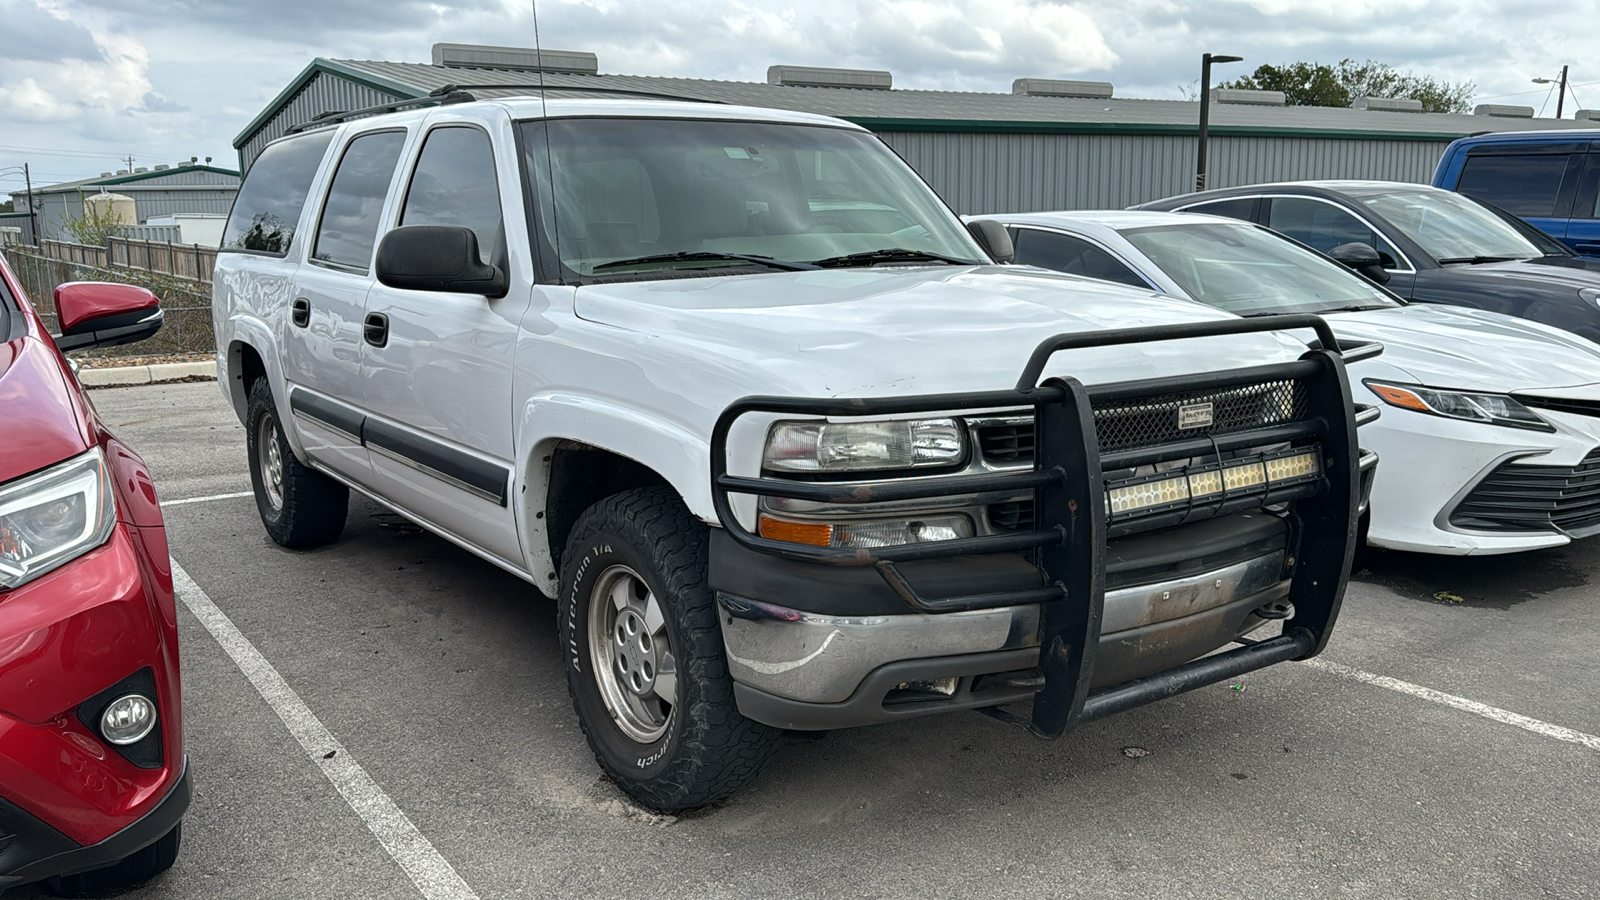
[221,315,309,461]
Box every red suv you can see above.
[0,253,188,896]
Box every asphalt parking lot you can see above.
[9,379,1598,899]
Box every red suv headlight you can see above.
[0,448,117,590]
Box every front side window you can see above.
[1011,228,1149,288]
[221,131,335,256]
[313,130,407,271]
[1184,197,1258,222]
[1359,190,1545,264]
[1120,221,1398,317]
[1266,197,1406,269]
[399,127,504,265]
[520,117,984,279]
[1456,154,1572,217]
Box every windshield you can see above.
[1121,221,1399,316]
[519,117,985,279]
[1358,190,1545,263]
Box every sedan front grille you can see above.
[1450,450,1600,534]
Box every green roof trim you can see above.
[846,117,1466,142]
[233,58,422,149]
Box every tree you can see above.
[0,199,13,213]
[1219,59,1475,114]
[63,190,126,247]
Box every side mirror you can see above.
[375,225,508,298]
[966,220,1015,264]
[1328,242,1391,285]
[53,282,163,352]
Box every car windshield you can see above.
[1120,221,1400,316]
[1357,190,1544,263]
[519,117,985,279]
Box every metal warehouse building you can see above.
[30,164,241,243]
[236,44,1600,215]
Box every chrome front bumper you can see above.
[718,550,1290,706]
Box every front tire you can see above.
[559,487,780,811]
[46,822,180,897]
[246,377,348,548]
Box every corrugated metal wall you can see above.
[878,131,1452,215]
[35,190,240,242]
[239,72,403,169]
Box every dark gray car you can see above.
[1137,181,1600,343]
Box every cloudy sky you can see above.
[0,0,1590,200]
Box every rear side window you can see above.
[1183,197,1258,222]
[1011,228,1149,289]
[1457,154,1572,217]
[399,127,504,265]
[313,130,408,271]
[221,131,335,256]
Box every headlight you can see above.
[764,418,965,473]
[1364,381,1553,432]
[0,449,117,590]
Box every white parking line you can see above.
[1307,658,1600,753]
[170,560,481,900]
[164,490,254,506]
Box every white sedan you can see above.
[971,209,1600,555]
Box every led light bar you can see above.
[1107,449,1321,519]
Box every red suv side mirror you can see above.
[53,282,164,352]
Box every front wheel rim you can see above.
[587,565,677,744]
[257,415,285,512]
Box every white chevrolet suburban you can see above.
[213,91,1375,810]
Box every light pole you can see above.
[1196,53,1243,191]
[0,164,37,245]
[1533,65,1570,119]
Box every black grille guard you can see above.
[710,315,1371,738]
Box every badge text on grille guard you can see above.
[1177,402,1214,430]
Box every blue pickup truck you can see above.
[1432,129,1600,257]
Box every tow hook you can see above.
[1254,600,1294,620]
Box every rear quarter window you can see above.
[221,131,336,256]
[1456,154,1572,217]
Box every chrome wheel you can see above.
[588,565,677,743]
[257,415,285,513]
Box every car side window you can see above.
[313,130,408,272]
[399,127,504,265]
[1267,197,1404,269]
[1457,154,1573,217]
[221,130,335,256]
[1183,197,1258,222]
[1011,228,1149,289]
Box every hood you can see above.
[0,335,91,484]
[1331,304,1600,393]
[573,266,1311,397]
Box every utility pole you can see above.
[1558,65,1569,119]
[24,163,36,246]
[1196,53,1243,192]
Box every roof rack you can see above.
[425,83,724,104]
[283,89,477,134]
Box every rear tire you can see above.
[558,487,780,811]
[246,377,347,548]
[46,822,180,897]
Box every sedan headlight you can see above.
[1364,381,1553,432]
[0,449,117,590]
[764,418,965,473]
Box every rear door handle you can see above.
[291,298,310,328]
[363,312,389,348]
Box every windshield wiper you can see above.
[810,248,976,268]
[592,251,818,273]
[1240,304,1392,317]
[1435,255,1529,265]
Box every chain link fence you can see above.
[2,245,215,359]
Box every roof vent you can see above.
[431,43,598,75]
[1213,89,1286,107]
[134,167,148,174]
[116,169,129,176]
[1353,96,1424,113]
[153,164,169,171]
[1574,109,1600,121]
[767,65,891,90]
[1474,104,1535,118]
[100,172,112,178]
[1012,78,1113,99]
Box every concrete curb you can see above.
[79,360,215,387]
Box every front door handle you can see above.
[291,298,310,328]
[363,312,389,348]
